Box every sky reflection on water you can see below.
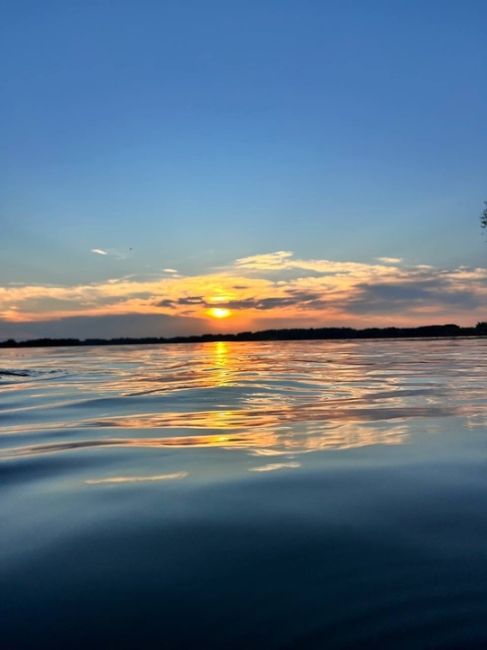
[2,338,484,463]
[1,339,487,649]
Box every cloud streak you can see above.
[90,247,132,260]
[375,256,403,264]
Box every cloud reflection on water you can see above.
[85,472,188,485]
[250,462,301,472]
[1,420,411,459]
[0,340,485,463]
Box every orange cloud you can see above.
[1,252,486,331]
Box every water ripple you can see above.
[1,339,486,461]
[2,339,487,649]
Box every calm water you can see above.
[1,338,487,649]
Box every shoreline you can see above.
[2,323,486,349]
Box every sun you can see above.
[207,307,231,319]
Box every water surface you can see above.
[1,339,487,648]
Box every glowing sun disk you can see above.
[207,307,231,319]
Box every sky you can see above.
[1,0,486,339]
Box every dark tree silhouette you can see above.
[482,201,487,231]
[1,323,486,348]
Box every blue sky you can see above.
[1,1,486,337]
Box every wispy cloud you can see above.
[90,247,132,260]
[375,256,403,264]
[236,251,294,270]
[235,251,403,279]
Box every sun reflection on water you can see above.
[1,339,485,462]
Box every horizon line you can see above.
[2,322,486,348]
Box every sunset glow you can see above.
[1,251,486,340]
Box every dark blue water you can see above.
[1,339,487,648]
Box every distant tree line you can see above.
[1,323,486,348]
